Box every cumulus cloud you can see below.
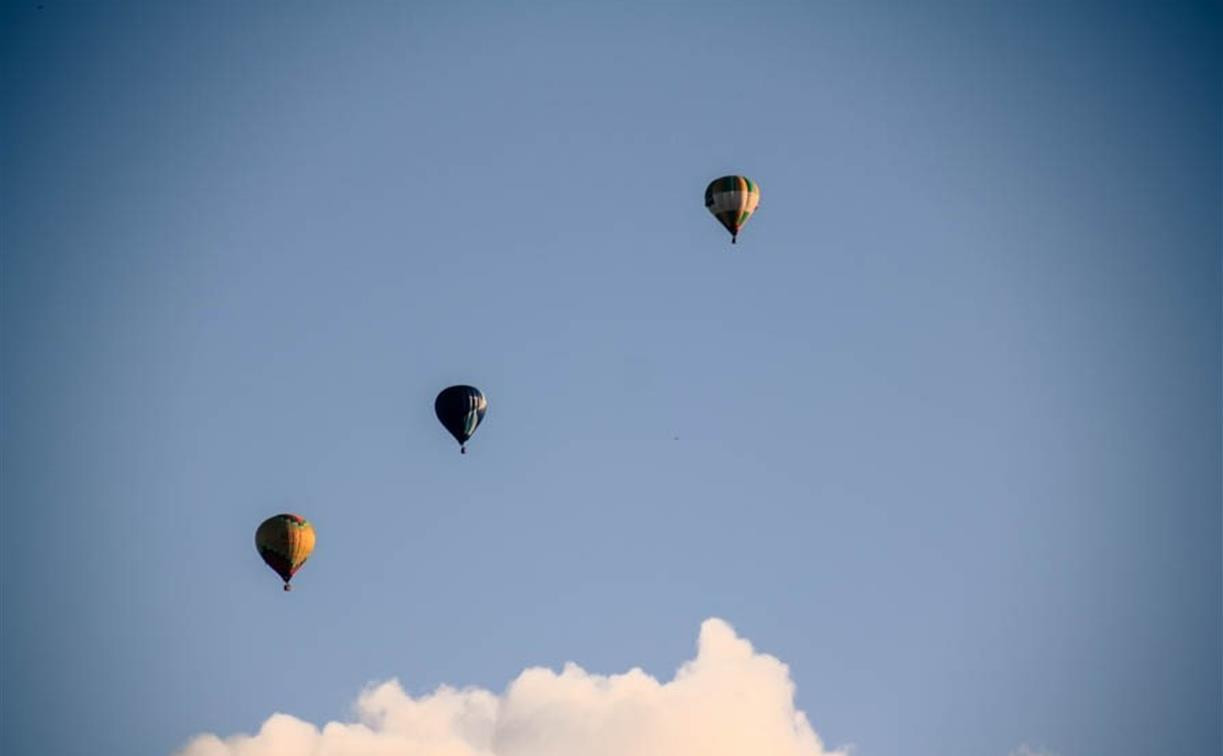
[177,618,846,756]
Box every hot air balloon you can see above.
[704,175,760,244]
[435,385,487,454]
[255,514,315,591]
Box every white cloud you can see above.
[1009,746,1058,756]
[177,618,846,756]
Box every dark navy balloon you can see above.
[434,385,487,454]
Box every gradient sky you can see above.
[2,2,1219,755]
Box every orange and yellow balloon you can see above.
[255,514,315,591]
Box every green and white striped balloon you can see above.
[704,175,760,244]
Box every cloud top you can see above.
[178,618,845,756]
[1009,747,1058,756]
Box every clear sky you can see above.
[1,2,1219,755]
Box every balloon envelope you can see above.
[435,385,487,452]
[704,175,760,242]
[255,514,315,590]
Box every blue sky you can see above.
[1,2,1219,755]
